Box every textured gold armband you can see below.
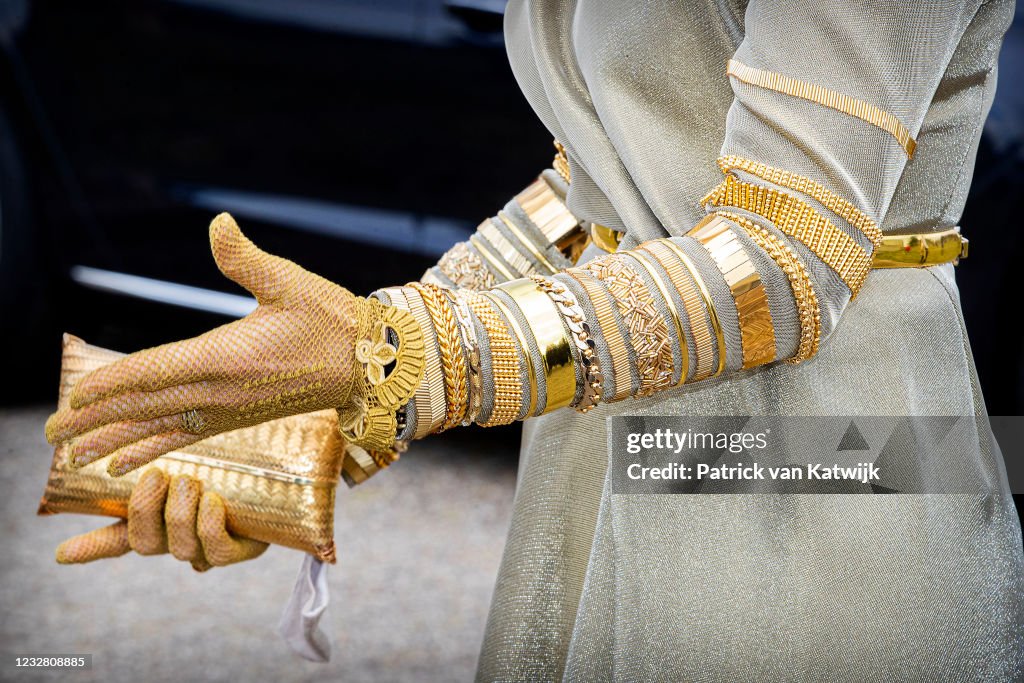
[530,275,603,412]
[496,278,576,414]
[715,211,822,363]
[409,282,468,431]
[516,177,580,246]
[463,292,523,426]
[498,211,558,274]
[627,251,690,386]
[583,254,673,397]
[703,175,872,296]
[469,234,516,282]
[689,215,776,369]
[479,219,537,278]
[394,287,447,437]
[716,156,881,246]
[726,59,916,157]
[436,241,496,291]
[638,240,720,382]
[566,269,634,402]
[446,289,483,425]
[482,291,538,418]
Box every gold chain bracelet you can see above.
[529,275,603,412]
[446,289,483,425]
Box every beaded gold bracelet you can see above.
[482,290,538,418]
[462,291,523,426]
[583,254,673,397]
[689,215,776,369]
[703,175,872,297]
[496,278,576,414]
[409,282,468,431]
[626,251,690,386]
[715,211,822,363]
[529,275,603,412]
[638,240,719,382]
[566,269,634,402]
[436,241,496,291]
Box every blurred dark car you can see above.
[0,0,551,398]
[1,0,1022,417]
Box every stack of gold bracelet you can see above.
[462,291,523,426]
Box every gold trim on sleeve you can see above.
[715,211,822,362]
[566,269,634,402]
[583,254,673,397]
[726,59,916,158]
[638,240,718,382]
[716,156,882,246]
[689,215,776,369]
[703,174,873,297]
[496,278,576,414]
[388,287,447,438]
[462,292,523,426]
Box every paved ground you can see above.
[0,407,519,683]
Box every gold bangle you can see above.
[626,251,690,386]
[401,286,450,437]
[529,275,603,412]
[479,218,537,277]
[583,254,673,397]
[462,292,522,426]
[436,241,496,291]
[498,211,558,274]
[446,289,483,425]
[552,139,571,184]
[716,156,881,246]
[469,234,516,282]
[482,290,538,419]
[689,215,776,369]
[716,211,822,363]
[703,175,872,297]
[638,240,717,382]
[496,278,576,414]
[515,176,581,245]
[566,269,634,402]
[409,282,467,430]
[726,59,916,158]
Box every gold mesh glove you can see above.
[55,469,268,570]
[45,213,424,476]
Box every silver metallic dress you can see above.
[476,0,1024,680]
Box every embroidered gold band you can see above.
[716,156,882,246]
[715,212,822,363]
[726,59,916,158]
[384,287,446,438]
[566,269,634,402]
[627,251,690,387]
[703,175,872,296]
[689,215,776,369]
[583,254,673,397]
[639,240,718,382]
[436,241,496,291]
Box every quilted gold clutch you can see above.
[38,335,345,562]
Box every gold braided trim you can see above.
[462,292,522,426]
[397,287,447,437]
[626,251,690,387]
[498,211,558,274]
[478,220,536,278]
[689,215,776,369]
[437,241,496,291]
[516,177,581,245]
[717,211,822,363]
[703,175,872,296]
[583,254,673,397]
[469,235,516,282]
[716,156,882,246]
[483,291,538,418]
[639,240,717,382]
[409,282,467,431]
[566,270,634,402]
[553,140,572,183]
[727,59,916,158]
[447,289,483,425]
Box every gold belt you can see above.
[590,224,969,268]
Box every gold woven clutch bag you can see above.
[38,335,345,562]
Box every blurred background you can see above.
[1,1,1022,681]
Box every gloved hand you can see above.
[55,469,268,570]
[45,213,423,476]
